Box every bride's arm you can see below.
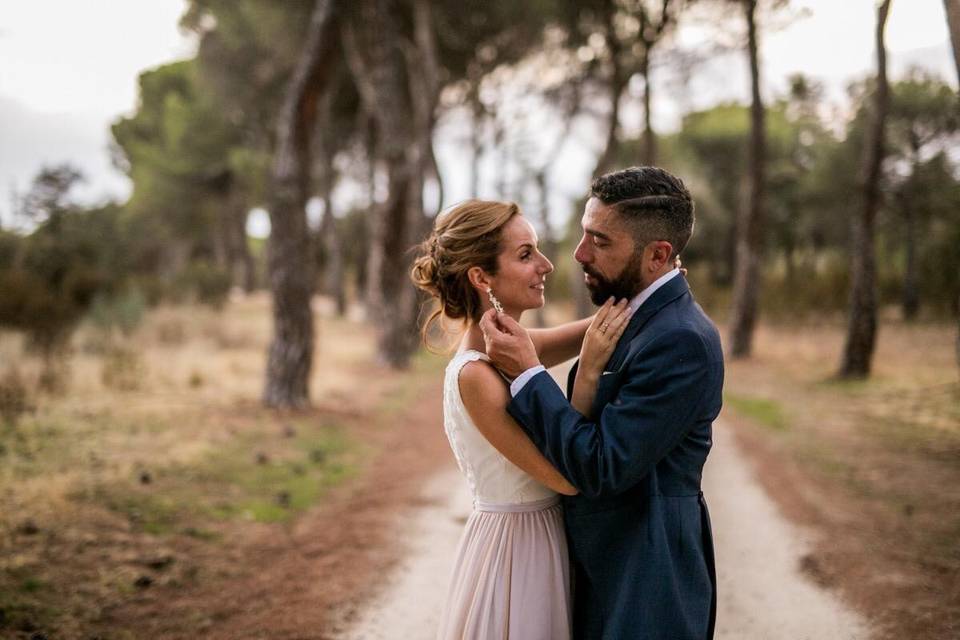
[571,299,633,417]
[459,361,578,495]
[528,317,593,368]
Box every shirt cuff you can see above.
[510,365,546,397]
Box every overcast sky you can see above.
[0,0,954,232]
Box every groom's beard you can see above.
[583,254,644,307]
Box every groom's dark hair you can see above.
[589,166,695,258]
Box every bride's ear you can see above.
[466,266,491,294]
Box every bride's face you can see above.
[487,215,554,314]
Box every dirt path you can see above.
[336,365,872,640]
[706,420,869,639]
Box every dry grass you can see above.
[0,293,444,638]
[722,318,960,639]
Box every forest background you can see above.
[0,1,958,638]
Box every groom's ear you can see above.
[645,241,674,272]
[466,266,490,293]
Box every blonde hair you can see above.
[410,199,520,348]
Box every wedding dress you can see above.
[436,349,571,640]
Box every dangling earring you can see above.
[486,287,504,314]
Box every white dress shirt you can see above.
[509,268,681,397]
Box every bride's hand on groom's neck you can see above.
[479,309,540,379]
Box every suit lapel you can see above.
[604,275,690,372]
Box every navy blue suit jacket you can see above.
[508,274,723,639]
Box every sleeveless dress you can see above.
[436,349,572,640]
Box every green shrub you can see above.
[88,288,147,337]
[175,261,232,309]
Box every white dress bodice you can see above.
[443,349,557,506]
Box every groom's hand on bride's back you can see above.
[479,309,540,379]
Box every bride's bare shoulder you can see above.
[458,359,509,407]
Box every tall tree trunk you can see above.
[469,88,483,196]
[585,0,627,180]
[943,0,960,378]
[228,190,256,292]
[343,0,427,368]
[211,198,231,272]
[214,180,256,293]
[377,155,420,366]
[901,196,919,320]
[593,24,625,177]
[263,0,339,408]
[410,0,442,226]
[493,114,508,198]
[944,0,960,83]
[840,0,892,379]
[640,51,657,166]
[716,214,737,286]
[313,85,347,317]
[319,194,346,316]
[362,114,381,313]
[636,0,675,167]
[728,0,767,359]
[211,177,254,293]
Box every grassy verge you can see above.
[0,295,443,637]
[724,393,787,430]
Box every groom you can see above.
[481,166,723,639]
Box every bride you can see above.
[411,199,633,639]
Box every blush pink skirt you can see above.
[436,496,572,640]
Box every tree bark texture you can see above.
[263,0,339,408]
[313,86,347,317]
[728,0,767,359]
[361,114,382,312]
[342,0,429,368]
[944,0,960,84]
[840,0,892,378]
[319,192,346,316]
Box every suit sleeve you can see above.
[507,327,712,498]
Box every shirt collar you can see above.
[627,268,680,315]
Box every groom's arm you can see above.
[507,328,713,498]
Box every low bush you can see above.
[0,367,31,426]
[88,288,147,337]
[101,345,146,391]
[175,261,232,310]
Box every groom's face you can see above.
[574,198,645,306]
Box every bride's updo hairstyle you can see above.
[411,199,520,346]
